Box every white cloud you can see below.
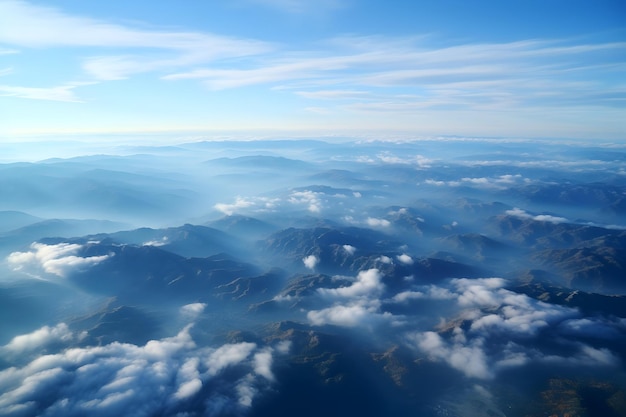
[0,82,98,102]
[143,236,168,247]
[0,0,271,100]
[392,286,455,303]
[302,254,319,270]
[505,207,568,224]
[307,299,396,328]
[413,331,492,379]
[319,268,384,299]
[0,1,269,61]
[424,179,446,186]
[214,197,255,216]
[288,190,323,213]
[275,340,292,354]
[366,217,391,227]
[180,303,207,320]
[374,152,433,167]
[253,349,274,381]
[1,323,76,355]
[174,358,202,400]
[377,153,409,164]
[164,35,623,96]
[404,277,620,380]
[0,324,281,416]
[376,255,393,264]
[415,155,433,168]
[1,1,623,123]
[7,242,112,278]
[423,174,529,190]
[396,254,413,265]
[342,244,356,255]
[306,268,405,328]
[206,342,257,376]
[453,278,506,308]
[0,1,255,50]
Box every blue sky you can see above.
[0,0,625,143]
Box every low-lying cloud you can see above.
[302,254,319,270]
[307,268,403,328]
[366,217,390,227]
[0,322,289,417]
[7,242,113,278]
[423,174,530,190]
[505,207,569,224]
[402,277,621,379]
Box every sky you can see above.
[0,0,625,143]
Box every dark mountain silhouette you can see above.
[532,246,626,293]
[70,243,261,303]
[437,233,512,263]
[89,223,241,258]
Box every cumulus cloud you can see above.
[1,323,81,356]
[376,255,393,264]
[318,268,384,299]
[180,303,207,320]
[206,342,257,376]
[174,358,202,399]
[505,207,568,224]
[392,286,455,303]
[253,349,274,381]
[404,277,621,379]
[214,197,255,216]
[423,174,529,190]
[366,217,391,227]
[342,244,356,255]
[7,242,112,278]
[374,152,433,167]
[0,324,284,417]
[558,317,626,339]
[307,299,397,328]
[288,190,323,213]
[307,269,403,328]
[302,254,319,270]
[413,331,492,379]
[396,253,414,265]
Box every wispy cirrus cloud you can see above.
[0,0,271,86]
[0,83,89,102]
[1,0,624,129]
[163,35,626,113]
[0,0,270,52]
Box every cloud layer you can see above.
[0,323,288,416]
[403,278,622,379]
[7,242,112,278]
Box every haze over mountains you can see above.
[1,138,625,417]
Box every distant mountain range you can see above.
[1,139,625,417]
